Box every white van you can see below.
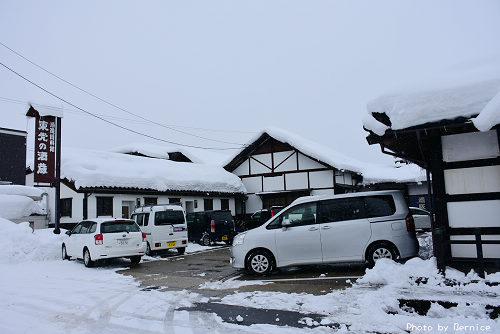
[231,190,419,275]
[131,204,188,255]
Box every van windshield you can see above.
[155,211,185,225]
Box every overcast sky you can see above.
[1,1,500,166]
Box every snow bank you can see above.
[0,185,45,198]
[0,194,45,219]
[364,65,500,135]
[62,147,246,194]
[0,218,65,263]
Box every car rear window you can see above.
[212,212,233,221]
[364,195,396,218]
[155,210,185,225]
[101,221,140,233]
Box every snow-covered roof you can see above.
[27,104,64,118]
[225,127,425,184]
[0,185,46,199]
[364,67,500,135]
[110,142,231,166]
[62,147,246,194]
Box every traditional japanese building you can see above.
[364,74,500,275]
[0,127,27,185]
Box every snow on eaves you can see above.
[224,127,425,184]
[61,148,246,194]
[364,70,500,136]
[0,185,46,198]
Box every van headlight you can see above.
[232,232,246,246]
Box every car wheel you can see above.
[61,244,69,260]
[83,248,94,268]
[247,250,273,275]
[201,234,211,247]
[366,243,397,268]
[130,256,141,264]
[146,242,152,256]
[177,247,186,255]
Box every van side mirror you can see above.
[282,218,291,227]
[65,230,71,236]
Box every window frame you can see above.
[59,198,72,218]
[266,202,318,230]
[96,196,113,217]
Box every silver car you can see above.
[231,190,419,275]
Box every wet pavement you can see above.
[119,246,366,297]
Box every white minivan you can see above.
[131,204,188,255]
[231,190,419,275]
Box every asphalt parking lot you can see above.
[119,246,366,297]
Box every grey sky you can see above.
[1,1,500,165]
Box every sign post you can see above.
[27,105,63,234]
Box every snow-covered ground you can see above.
[1,218,498,333]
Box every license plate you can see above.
[167,241,176,247]
[221,236,228,241]
[117,239,128,246]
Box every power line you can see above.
[0,41,249,144]
[0,61,243,151]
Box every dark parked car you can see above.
[186,210,236,246]
[245,206,284,230]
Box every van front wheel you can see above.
[366,243,397,268]
[246,250,273,275]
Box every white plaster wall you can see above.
[232,159,249,176]
[285,172,308,190]
[309,170,333,188]
[250,157,272,174]
[297,153,325,170]
[242,176,262,193]
[444,165,500,195]
[442,130,499,162]
[274,151,297,173]
[311,189,334,196]
[263,175,284,192]
[408,183,428,196]
[447,200,500,228]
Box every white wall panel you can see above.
[242,176,262,193]
[297,153,325,170]
[483,244,500,258]
[337,172,352,186]
[232,159,249,176]
[408,184,428,196]
[274,151,297,172]
[250,157,272,174]
[451,244,477,258]
[309,170,333,188]
[444,166,500,195]
[285,172,308,190]
[447,200,500,228]
[263,175,284,192]
[442,130,499,162]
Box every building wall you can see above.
[232,147,359,213]
[0,129,27,185]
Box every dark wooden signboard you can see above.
[34,115,56,183]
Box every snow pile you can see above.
[418,232,434,260]
[222,258,499,332]
[0,194,45,219]
[0,185,45,198]
[199,276,272,290]
[62,147,246,194]
[0,218,66,263]
[364,65,500,135]
[226,127,425,184]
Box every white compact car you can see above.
[131,204,188,255]
[231,190,419,275]
[62,218,147,267]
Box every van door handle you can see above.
[308,227,319,231]
[322,226,331,230]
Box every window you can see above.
[169,198,181,205]
[101,221,141,233]
[267,203,317,229]
[89,223,97,233]
[364,196,396,218]
[79,221,94,234]
[133,213,150,226]
[144,197,157,206]
[96,197,113,217]
[154,211,185,225]
[60,198,72,217]
[221,199,229,211]
[194,200,198,209]
[204,199,213,211]
[71,223,83,234]
[320,198,366,223]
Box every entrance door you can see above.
[185,201,194,213]
[122,201,135,219]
